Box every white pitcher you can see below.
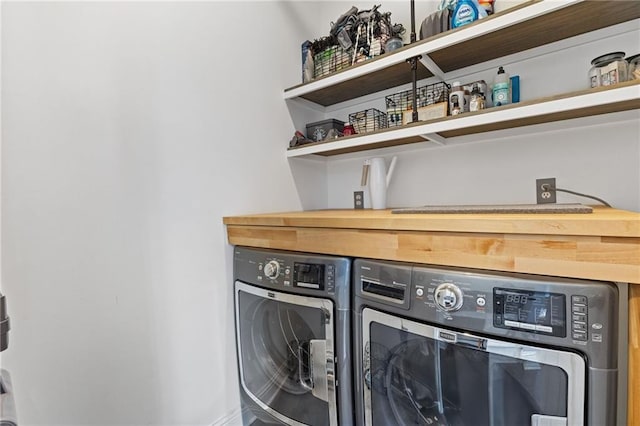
[362,156,397,209]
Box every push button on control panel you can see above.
[326,265,335,293]
[572,295,587,304]
[572,331,588,341]
[571,294,589,341]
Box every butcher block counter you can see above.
[223,206,640,424]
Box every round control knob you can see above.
[434,283,464,312]
[263,260,280,280]
[416,288,424,297]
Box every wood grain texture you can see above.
[225,225,640,284]
[223,207,640,238]
[299,62,432,106]
[630,285,640,426]
[430,1,640,72]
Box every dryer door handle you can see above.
[298,339,330,402]
[309,339,329,402]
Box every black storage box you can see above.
[306,119,344,142]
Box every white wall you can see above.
[294,2,640,212]
[1,2,319,424]
[1,1,639,425]
[326,115,640,210]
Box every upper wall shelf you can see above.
[283,0,640,107]
[286,81,640,157]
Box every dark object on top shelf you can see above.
[419,9,451,39]
[313,45,353,79]
[303,5,405,82]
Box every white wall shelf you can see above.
[286,81,640,158]
[283,0,640,107]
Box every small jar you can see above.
[627,53,640,80]
[469,83,486,112]
[589,52,627,88]
[384,37,403,53]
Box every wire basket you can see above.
[385,82,450,127]
[314,45,353,79]
[348,108,387,134]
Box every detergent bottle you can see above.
[451,0,486,29]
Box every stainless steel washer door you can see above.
[235,281,337,426]
[361,308,586,426]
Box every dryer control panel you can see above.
[233,247,350,304]
[256,257,335,293]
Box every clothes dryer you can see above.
[234,247,353,425]
[353,259,624,426]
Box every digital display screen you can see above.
[293,262,325,290]
[494,288,566,337]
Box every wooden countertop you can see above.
[223,207,640,237]
[223,207,640,284]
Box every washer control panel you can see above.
[434,283,464,311]
[408,265,618,349]
[357,259,619,368]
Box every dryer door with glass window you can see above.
[235,281,337,426]
[361,308,586,426]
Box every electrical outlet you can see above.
[536,178,557,204]
[354,191,364,209]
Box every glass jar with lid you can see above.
[627,53,640,80]
[589,52,627,88]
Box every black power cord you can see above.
[541,184,612,207]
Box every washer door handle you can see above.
[297,339,330,402]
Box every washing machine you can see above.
[353,259,626,426]
[234,247,353,425]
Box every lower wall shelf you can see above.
[286,80,640,158]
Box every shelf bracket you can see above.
[420,133,447,146]
[419,54,446,81]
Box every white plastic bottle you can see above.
[492,66,511,107]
